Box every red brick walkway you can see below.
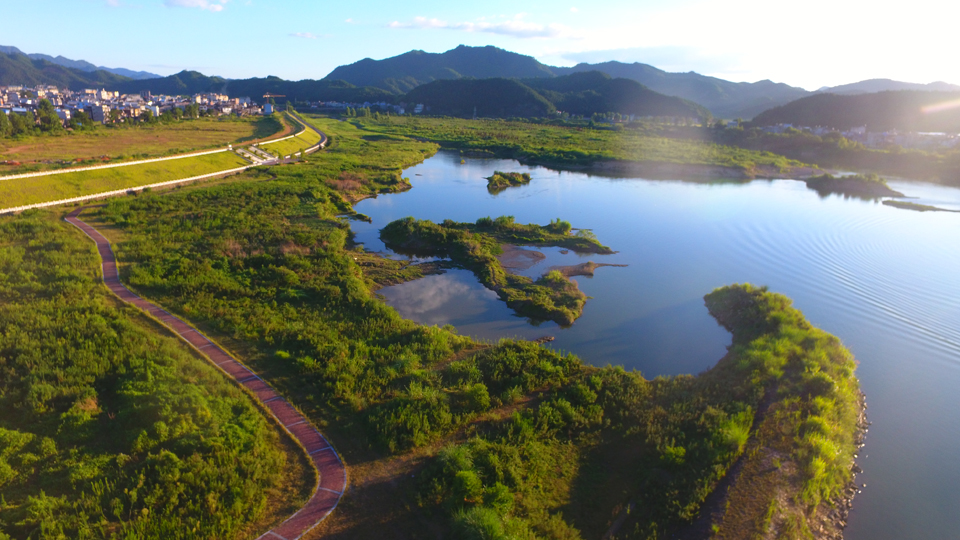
[65,208,346,540]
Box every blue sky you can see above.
[4,0,955,90]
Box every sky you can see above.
[3,0,957,90]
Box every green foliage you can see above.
[486,171,532,192]
[358,116,806,173]
[705,284,862,508]
[0,212,286,538]
[804,173,903,198]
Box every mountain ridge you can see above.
[751,90,960,132]
[0,45,160,80]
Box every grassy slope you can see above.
[0,151,249,208]
[356,116,809,175]
[0,211,310,539]
[259,116,323,158]
[0,116,280,174]
[71,117,861,539]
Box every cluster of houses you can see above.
[0,84,264,125]
[306,100,422,115]
[759,123,960,150]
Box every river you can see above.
[349,150,960,539]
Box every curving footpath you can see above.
[1,112,327,216]
[65,203,345,537]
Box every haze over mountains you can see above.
[3,44,959,126]
[0,46,159,80]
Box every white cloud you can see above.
[290,32,318,39]
[163,0,228,12]
[570,7,578,12]
[388,15,580,39]
[344,18,354,23]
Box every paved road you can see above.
[63,120,344,539]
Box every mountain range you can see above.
[751,90,960,132]
[323,46,808,119]
[3,44,959,125]
[403,71,709,119]
[0,46,159,80]
[815,78,960,95]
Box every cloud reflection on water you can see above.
[380,270,500,327]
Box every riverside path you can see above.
[63,120,344,538]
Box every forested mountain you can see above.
[523,71,710,118]
[322,46,808,118]
[109,71,394,103]
[0,50,390,103]
[403,78,556,117]
[817,78,960,95]
[323,45,555,94]
[0,50,131,90]
[553,61,810,119]
[0,45,160,80]
[402,72,708,119]
[751,90,960,131]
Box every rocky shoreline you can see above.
[814,390,869,539]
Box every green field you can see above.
[259,119,323,158]
[0,151,249,208]
[0,116,280,175]
[357,116,809,174]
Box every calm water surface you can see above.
[351,151,960,540]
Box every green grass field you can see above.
[259,121,323,158]
[0,151,249,208]
[0,116,280,175]
[360,116,808,173]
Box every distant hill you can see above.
[404,78,556,117]
[109,70,394,103]
[322,45,808,119]
[523,71,710,118]
[751,91,960,132]
[553,61,810,119]
[817,78,960,95]
[402,72,707,119]
[0,50,132,90]
[0,45,159,80]
[323,45,555,94]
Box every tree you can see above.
[36,99,63,133]
[67,111,92,131]
[141,109,154,123]
[8,111,34,136]
[109,109,122,123]
[0,111,11,138]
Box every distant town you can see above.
[754,123,960,151]
[0,83,419,125]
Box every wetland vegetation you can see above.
[0,114,866,539]
[0,212,306,539]
[381,216,611,325]
[352,116,811,178]
[803,173,904,198]
[487,171,532,193]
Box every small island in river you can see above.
[804,173,905,198]
[487,171,532,193]
[380,215,612,325]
